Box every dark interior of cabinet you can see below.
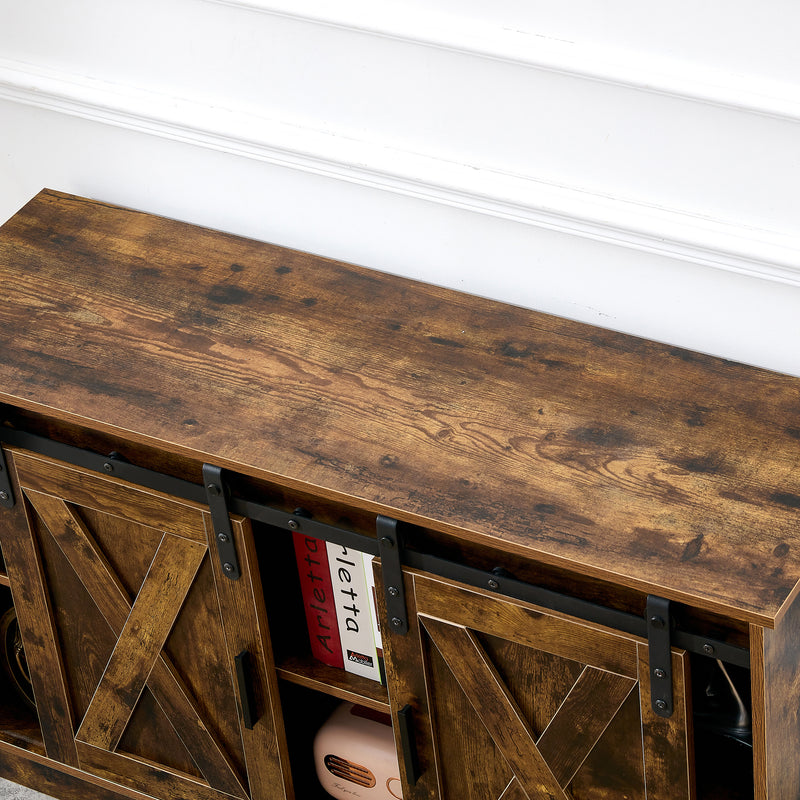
[255,521,309,667]
[278,682,342,800]
[692,654,753,800]
[0,584,43,755]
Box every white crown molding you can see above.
[204,0,800,123]
[1,56,799,287]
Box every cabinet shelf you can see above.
[0,691,44,757]
[276,655,389,713]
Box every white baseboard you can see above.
[1,55,798,289]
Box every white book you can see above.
[327,544,381,682]
[362,552,386,684]
[362,552,382,650]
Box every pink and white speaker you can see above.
[314,702,403,799]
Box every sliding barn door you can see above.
[386,571,694,800]
[0,449,289,800]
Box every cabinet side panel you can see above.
[751,594,800,799]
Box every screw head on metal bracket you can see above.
[654,668,666,679]
[217,533,229,543]
[287,519,299,530]
[655,699,668,711]
[649,615,666,630]
[381,536,395,549]
[487,579,500,590]
[103,462,114,473]
[388,586,400,597]
[391,617,403,629]
[703,643,715,656]
[223,562,235,573]
[207,483,221,496]
[0,491,8,502]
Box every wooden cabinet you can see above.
[0,189,798,800]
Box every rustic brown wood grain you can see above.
[535,666,637,787]
[475,633,584,742]
[75,533,205,751]
[2,190,798,625]
[497,779,527,800]
[0,743,139,800]
[75,741,239,800]
[26,490,134,633]
[13,451,207,542]
[274,656,389,713]
[568,690,647,800]
[422,635,512,800]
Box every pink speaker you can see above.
[314,702,403,799]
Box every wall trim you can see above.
[1,55,798,287]
[204,0,800,123]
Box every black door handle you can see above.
[397,703,421,786]
[234,649,258,730]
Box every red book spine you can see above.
[293,532,344,669]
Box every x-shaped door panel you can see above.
[410,573,694,800]
[421,617,636,800]
[25,489,249,799]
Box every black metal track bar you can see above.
[402,548,751,670]
[0,426,378,555]
[0,424,750,669]
[0,427,207,506]
[232,496,379,557]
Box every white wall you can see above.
[1,0,799,374]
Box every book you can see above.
[327,543,382,682]
[293,532,344,669]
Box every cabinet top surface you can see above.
[1,190,799,626]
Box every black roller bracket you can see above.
[0,446,14,509]
[377,516,408,636]
[647,595,674,718]
[203,464,241,581]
